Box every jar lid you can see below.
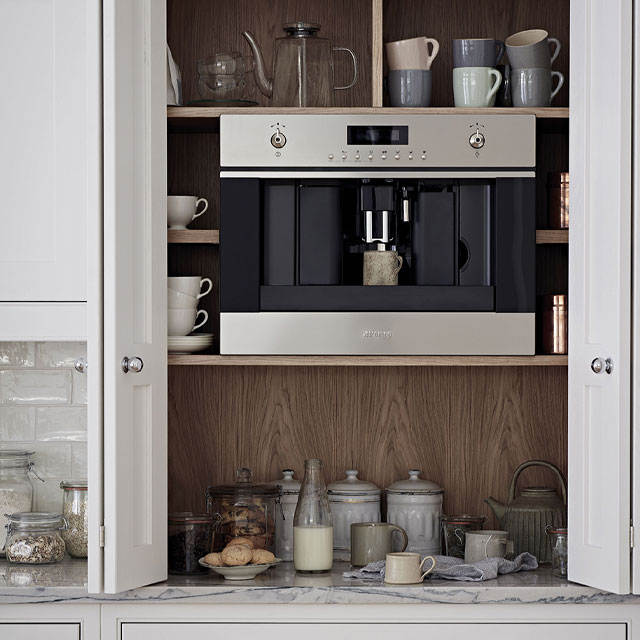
[328,470,381,496]
[6,512,66,530]
[207,468,281,499]
[60,480,87,491]
[386,469,443,495]
[0,450,33,468]
[547,171,569,186]
[283,21,321,36]
[168,512,214,524]
[440,514,486,525]
[547,526,567,535]
[268,469,301,495]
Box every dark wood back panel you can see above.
[383,0,570,107]
[169,365,567,527]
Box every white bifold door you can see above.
[102,0,168,593]
[569,0,632,594]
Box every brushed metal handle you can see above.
[73,357,88,374]
[121,356,144,373]
[591,357,613,374]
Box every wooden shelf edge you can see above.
[168,354,568,367]
[536,230,569,244]
[167,229,219,244]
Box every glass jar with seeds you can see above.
[60,480,88,558]
[5,512,67,564]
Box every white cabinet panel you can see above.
[568,0,632,593]
[121,623,626,640]
[0,624,79,640]
[0,0,99,302]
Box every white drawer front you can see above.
[122,623,626,640]
[0,624,79,640]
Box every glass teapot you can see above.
[243,22,358,107]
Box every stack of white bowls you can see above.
[167,277,214,354]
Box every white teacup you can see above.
[167,195,208,229]
[167,288,198,309]
[167,276,212,300]
[384,552,436,584]
[168,308,208,336]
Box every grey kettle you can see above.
[484,459,567,563]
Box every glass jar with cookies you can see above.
[206,468,280,555]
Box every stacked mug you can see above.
[385,36,440,107]
[452,38,505,108]
[506,29,564,107]
[167,277,214,354]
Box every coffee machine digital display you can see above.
[347,125,409,145]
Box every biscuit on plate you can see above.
[203,552,223,567]
[251,549,275,565]
[227,536,255,549]
[221,544,252,566]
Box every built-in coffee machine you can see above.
[220,114,536,355]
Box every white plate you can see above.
[198,557,281,581]
[168,333,214,341]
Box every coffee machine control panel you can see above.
[220,114,535,169]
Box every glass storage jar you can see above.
[268,469,300,561]
[6,512,67,564]
[440,514,487,558]
[547,526,568,578]
[60,481,88,558]
[168,512,214,574]
[0,450,39,553]
[206,468,280,553]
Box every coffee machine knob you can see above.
[271,129,287,148]
[469,130,485,149]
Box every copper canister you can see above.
[547,172,569,229]
[542,294,568,354]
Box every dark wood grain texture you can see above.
[382,0,570,108]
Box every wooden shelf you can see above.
[536,230,569,244]
[168,354,568,367]
[167,229,219,244]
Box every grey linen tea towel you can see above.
[343,553,538,582]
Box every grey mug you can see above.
[511,68,564,107]
[387,69,432,107]
[452,38,505,68]
[351,522,408,567]
[506,29,561,69]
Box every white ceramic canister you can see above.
[268,469,300,561]
[328,470,381,560]
[386,469,443,555]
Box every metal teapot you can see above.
[484,460,567,563]
[242,22,358,107]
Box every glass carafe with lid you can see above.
[243,23,358,107]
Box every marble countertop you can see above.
[0,558,638,605]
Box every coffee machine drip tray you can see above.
[220,312,535,356]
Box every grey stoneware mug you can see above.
[511,68,565,107]
[351,522,409,567]
[505,29,561,69]
[363,250,403,285]
[452,38,505,68]
[387,69,432,107]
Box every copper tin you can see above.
[547,172,569,230]
[542,294,567,355]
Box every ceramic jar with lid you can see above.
[328,470,380,560]
[268,469,300,561]
[386,469,443,555]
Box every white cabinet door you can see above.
[0,625,79,640]
[103,0,168,593]
[568,0,632,593]
[0,0,99,302]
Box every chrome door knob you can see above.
[73,357,88,374]
[121,356,144,373]
[591,357,613,374]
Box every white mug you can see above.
[168,308,208,336]
[167,288,198,309]
[384,552,436,584]
[167,276,212,300]
[453,67,502,107]
[167,195,208,229]
[464,530,514,564]
[385,37,440,70]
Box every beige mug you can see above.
[385,36,440,70]
[384,552,436,584]
[363,250,403,286]
[351,522,408,567]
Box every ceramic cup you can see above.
[511,68,565,107]
[167,287,198,309]
[167,195,209,230]
[385,37,440,70]
[452,38,506,69]
[168,308,208,336]
[505,29,561,70]
[387,70,432,107]
[167,276,213,300]
[363,250,403,286]
[384,552,436,584]
[452,67,502,108]
[464,530,514,564]
[351,522,409,567]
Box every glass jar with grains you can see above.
[60,480,88,558]
[6,512,67,564]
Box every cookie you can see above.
[227,536,255,549]
[203,552,223,567]
[251,549,275,565]
[221,544,252,566]
[230,522,264,536]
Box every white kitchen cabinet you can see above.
[0,625,80,640]
[0,604,100,639]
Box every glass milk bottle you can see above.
[293,459,333,572]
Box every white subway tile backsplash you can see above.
[71,443,87,477]
[29,442,73,477]
[0,370,72,405]
[0,343,35,367]
[36,342,86,368]
[36,406,87,441]
[72,370,87,405]
[0,407,36,441]
[35,478,65,513]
